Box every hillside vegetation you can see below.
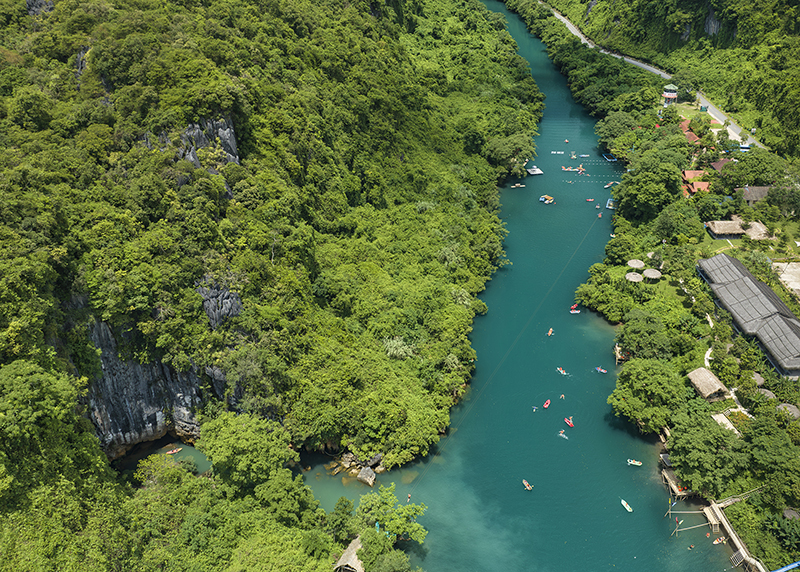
[0,0,544,568]
[533,0,800,157]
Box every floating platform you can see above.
[606,198,617,210]
[527,166,543,175]
[602,153,618,162]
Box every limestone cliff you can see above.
[87,320,203,460]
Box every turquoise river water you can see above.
[303,3,739,572]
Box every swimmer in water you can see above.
[532,406,537,412]
[560,394,565,399]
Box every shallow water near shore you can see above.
[304,3,736,570]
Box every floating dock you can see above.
[606,198,617,210]
[527,166,544,175]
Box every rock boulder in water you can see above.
[357,467,376,487]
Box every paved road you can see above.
[545,5,763,148]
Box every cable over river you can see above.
[304,3,736,570]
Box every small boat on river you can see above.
[564,417,574,427]
[570,309,580,314]
[596,367,607,373]
[539,194,554,204]
[713,537,726,545]
[523,479,533,490]
[527,166,544,175]
[627,459,642,466]
[166,447,183,455]
[586,198,594,202]
[543,399,551,409]
[557,367,567,376]
[579,154,590,158]
[621,499,633,512]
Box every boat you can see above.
[621,499,633,512]
[570,310,580,314]
[627,459,642,466]
[564,417,574,427]
[586,198,594,202]
[579,154,590,158]
[527,166,544,175]
[166,447,183,455]
[557,367,567,375]
[603,153,618,162]
[596,367,607,373]
[523,479,533,491]
[713,537,726,545]
[543,399,551,409]
[539,194,554,204]
[547,328,553,336]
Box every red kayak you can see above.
[543,399,551,409]
[564,417,574,427]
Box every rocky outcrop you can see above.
[180,116,240,169]
[705,6,722,35]
[87,320,202,460]
[26,0,53,15]
[197,283,242,329]
[357,467,376,487]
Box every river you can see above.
[304,3,736,571]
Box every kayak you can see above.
[557,367,567,375]
[166,447,182,455]
[713,537,726,545]
[596,367,607,373]
[543,399,551,409]
[627,459,642,466]
[523,479,533,491]
[621,499,633,512]
[564,417,574,428]
[570,310,580,314]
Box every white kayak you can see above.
[621,499,633,512]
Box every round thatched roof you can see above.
[784,508,800,520]
[757,388,776,399]
[778,403,800,419]
[643,268,662,280]
[625,272,643,283]
[627,259,645,269]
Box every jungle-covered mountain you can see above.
[0,0,544,568]
[536,0,800,157]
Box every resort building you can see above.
[735,185,772,207]
[697,253,800,378]
[687,367,728,401]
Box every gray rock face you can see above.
[87,320,202,460]
[197,284,242,329]
[357,467,376,487]
[26,0,53,15]
[180,116,240,168]
[705,7,722,35]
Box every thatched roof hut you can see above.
[778,403,800,419]
[625,272,643,283]
[757,388,777,400]
[687,367,728,400]
[706,220,745,239]
[335,536,365,572]
[643,268,662,280]
[627,259,645,269]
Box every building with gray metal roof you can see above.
[698,253,800,377]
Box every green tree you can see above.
[607,358,686,433]
[197,412,299,494]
